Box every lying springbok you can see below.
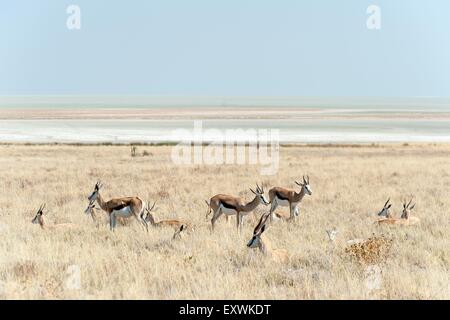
[143,202,194,232]
[247,211,289,263]
[84,181,148,232]
[376,198,393,219]
[172,224,188,240]
[268,175,312,221]
[32,204,78,230]
[206,183,269,231]
[377,199,420,226]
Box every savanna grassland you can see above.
[0,143,449,299]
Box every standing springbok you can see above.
[268,175,312,221]
[377,199,420,226]
[247,211,289,263]
[84,181,148,232]
[32,204,78,230]
[205,183,269,231]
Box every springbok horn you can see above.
[407,199,413,209]
[148,201,156,212]
[253,211,270,235]
[257,183,263,193]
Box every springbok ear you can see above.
[295,180,303,187]
[250,188,257,195]
[387,204,392,209]
[180,224,185,232]
[410,204,416,210]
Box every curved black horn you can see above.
[407,198,413,209]
[253,211,271,235]
[147,201,156,211]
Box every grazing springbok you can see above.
[247,211,289,263]
[268,175,312,221]
[205,183,269,231]
[32,204,78,230]
[84,181,148,232]
[377,199,420,226]
[143,202,194,232]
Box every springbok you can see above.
[143,202,194,232]
[376,198,393,219]
[31,204,78,230]
[85,203,128,227]
[247,211,289,263]
[172,224,188,240]
[84,181,148,232]
[205,183,269,231]
[377,199,420,226]
[268,175,312,221]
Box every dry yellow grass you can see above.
[0,143,449,299]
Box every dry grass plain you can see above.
[0,143,449,299]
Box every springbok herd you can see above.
[30,175,420,262]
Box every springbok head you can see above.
[377,198,392,218]
[32,203,46,224]
[326,228,339,242]
[295,175,312,195]
[250,183,269,205]
[401,199,416,219]
[142,201,157,222]
[87,181,103,202]
[84,201,96,215]
[173,224,186,240]
[85,181,103,213]
[247,211,271,249]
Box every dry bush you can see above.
[345,235,393,266]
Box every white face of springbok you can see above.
[32,203,46,224]
[85,181,103,214]
[401,199,416,219]
[247,211,270,249]
[295,175,312,196]
[377,198,392,217]
[250,183,269,206]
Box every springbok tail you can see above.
[205,200,212,219]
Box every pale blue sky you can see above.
[1,0,449,97]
